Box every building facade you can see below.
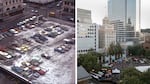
[77,8,99,54]
[108,0,140,43]
[100,17,116,50]
[0,0,24,20]
[61,0,75,19]
[110,20,126,42]
[27,0,54,4]
[0,3,3,20]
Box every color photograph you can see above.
[77,0,150,84]
[0,0,75,84]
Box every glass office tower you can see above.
[108,0,140,42]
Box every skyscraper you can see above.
[108,0,140,43]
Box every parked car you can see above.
[41,53,51,59]
[60,44,71,51]
[0,51,12,59]
[56,1,62,7]
[9,29,19,34]
[63,38,75,44]
[2,32,14,37]
[61,26,68,31]
[54,47,65,53]
[11,66,24,74]
[0,35,4,40]
[21,62,31,67]
[31,66,41,71]
[33,72,40,78]
[47,32,58,38]
[31,34,48,44]
[39,31,49,35]
[30,57,43,66]
[37,68,47,75]
[21,71,32,78]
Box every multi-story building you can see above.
[108,0,141,43]
[77,8,99,54]
[100,17,116,50]
[99,17,116,64]
[61,0,75,19]
[27,0,54,4]
[0,3,3,20]
[110,20,126,42]
[0,0,24,20]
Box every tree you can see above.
[107,42,123,62]
[127,44,145,56]
[140,69,150,84]
[121,76,143,84]
[78,51,103,72]
[108,43,115,62]
[121,67,143,84]
[144,50,150,58]
[121,67,141,78]
[116,42,123,58]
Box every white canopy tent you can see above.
[112,68,120,74]
[135,66,150,72]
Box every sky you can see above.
[77,0,150,29]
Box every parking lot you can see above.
[0,15,75,84]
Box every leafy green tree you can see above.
[121,76,143,84]
[144,50,150,58]
[108,43,115,61]
[78,51,103,72]
[140,69,150,84]
[121,67,143,84]
[116,42,123,58]
[121,67,141,78]
[108,42,123,61]
[127,44,145,56]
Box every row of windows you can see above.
[6,5,21,11]
[78,36,95,38]
[63,8,74,13]
[64,1,74,6]
[88,32,95,34]
[5,0,22,6]
[78,49,96,53]
[88,29,96,31]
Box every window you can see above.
[12,6,16,9]
[65,1,69,5]
[70,9,74,13]
[6,2,8,5]
[64,8,69,12]
[6,8,10,11]
[9,1,11,4]
[18,5,21,8]
[71,2,74,6]
[13,0,15,3]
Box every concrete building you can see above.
[100,17,116,50]
[77,8,99,54]
[110,20,126,42]
[142,33,150,50]
[0,0,24,20]
[0,3,3,20]
[61,0,75,19]
[108,0,141,44]
[27,0,54,4]
[99,17,116,64]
